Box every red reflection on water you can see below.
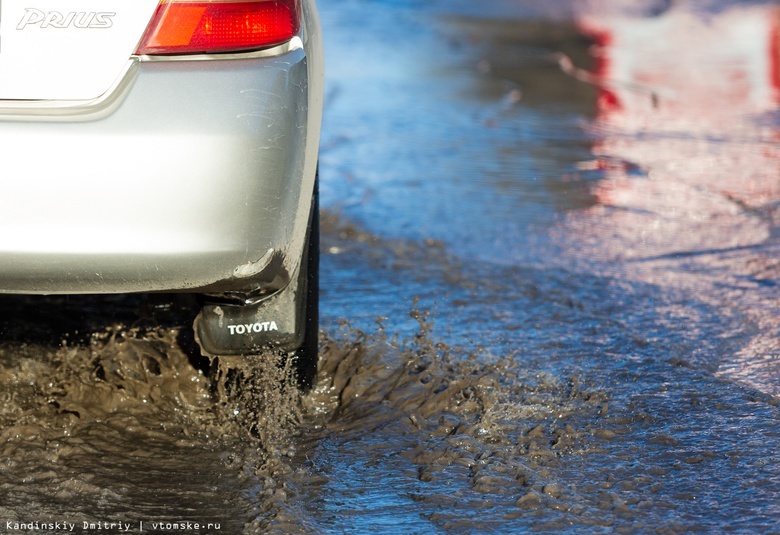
[771,18,780,102]
[574,4,780,215]
[579,6,780,120]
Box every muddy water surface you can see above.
[2,0,780,533]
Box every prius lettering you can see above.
[16,8,115,30]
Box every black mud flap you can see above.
[194,173,318,369]
[193,268,306,357]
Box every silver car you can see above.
[0,0,324,386]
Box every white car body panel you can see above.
[0,0,160,100]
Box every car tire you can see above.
[292,177,319,391]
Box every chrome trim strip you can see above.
[0,60,140,121]
[0,37,302,121]
[136,36,303,63]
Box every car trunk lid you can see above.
[0,0,160,101]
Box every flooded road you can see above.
[2,0,780,533]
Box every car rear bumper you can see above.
[0,34,321,295]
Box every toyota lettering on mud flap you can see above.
[227,322,279,335]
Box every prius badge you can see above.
[16,9,115,30]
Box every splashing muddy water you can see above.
[0,297,617,533]
[2,0,780,533]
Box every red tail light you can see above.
[136,0,300,55]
